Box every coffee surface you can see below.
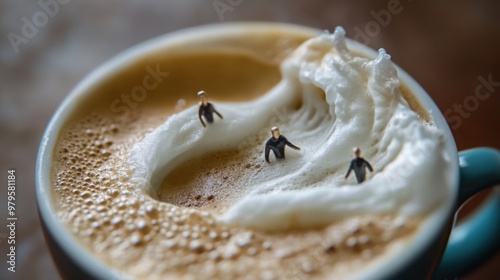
[53,26,440,279]
[130,27,450,232]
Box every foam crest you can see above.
[129,27,451,231]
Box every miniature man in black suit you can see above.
[345,147,374,183]
[265,126,301,163]
[198,90,223,127]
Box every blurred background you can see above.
[0,0,498,279]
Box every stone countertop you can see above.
[1,1,498,279]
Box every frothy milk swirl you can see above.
[130,27,451,231]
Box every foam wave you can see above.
[129,26,451,231]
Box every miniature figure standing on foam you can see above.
[265,126,301,163]
[198,90,223,127]
[345,147,374,183]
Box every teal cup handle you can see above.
[433,148,500,279]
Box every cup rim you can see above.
[35,21,459,280]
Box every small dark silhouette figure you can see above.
[198,90,223,127]
[265,127,301,163]
[345,147,374,183]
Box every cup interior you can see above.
[36,22,459,280]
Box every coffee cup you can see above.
[36,22,500,280]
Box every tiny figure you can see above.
[198,90,223,127]
[345,147,374,183]
[265,127,301,163]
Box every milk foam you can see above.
[130,26,451,231]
